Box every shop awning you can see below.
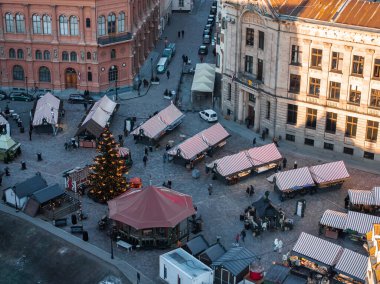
[292,232,343,266]
[117,147,130,158]
[319,210,347,230]
[32,92,61,126]
[309,161,350,185]
[207,151,253,177]
[274,167,315,192]
[167,123,230,161]
[348,189,374,206]
[345,211,380,234]
[131,103,184,140]
[246,143,282,167]
[334,249,367,282]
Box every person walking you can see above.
[235,233,240,244]
[246,187,250,197]
[144,146,149,156]
[208,184,213,195]
[181,30,184,38]
[294,161,298,169]
[84,102,88,111]
[241,229,246,243]
[252,138,256,146]
[250,185,255,196]
[182,54,186,64]
[282,157,287,169]
[28,128,32,141]
[163,152,167,163]
[178,31,181,38]
[166,70,170,79]
[143,155,148,167]
[200,55,204,63]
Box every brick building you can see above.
[0,0,160,93]
[217,0,380,160]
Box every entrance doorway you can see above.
[65,68,77,89]
[248,105,255,128]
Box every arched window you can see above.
[118,12,125,33]
[108,65,118,82]
[13,65,24,80]
[62,51,69,61]
[59,15,68,35]
[17,49,24,59]
[98,16,105,36]
[70,16,78,36]
[43,50,50,60]
[87,52,91,60]
[15,13,25,33]
[39,66,51,82]
[107,13,116,34]
[35,50,42,60]
[32,14,41,34]
[70,52,77,62]
[5,13,14,33]
[9,48,16,58]
[42,15,52,34]
[111,49,116,59]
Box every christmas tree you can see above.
[88,128,128,203]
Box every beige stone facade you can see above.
[218,0,380,160]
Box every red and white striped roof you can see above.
[319,210,348,230]
[348,189,374,206]
[200,123,230,146]
[117,147,130,157]
[210,151,253,177]
[246,143,282,167]
[373,187,380,206]
[274,167,315,192]
[309,161,350,185]
[345,211,380,234]
[335,249,368,282]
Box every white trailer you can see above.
[160,248,214,284]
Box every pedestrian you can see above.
[165,144,170,151]
[182,54,186,64]
[294,161,298,169]
[261,130,265,140]
[208,184,213,195]
[250,185,255,196]
[185,55,188,64]
[344,195,349,209]
[145,146,149,156]
[235,233,240,244]
[29,129,32,141]
[246,187,250,196]
[252,138,256,146]
[143,155,148,167]
[241,229,246,242]
[273,137,279,147]
[118,134,123,143]
[84,102,88,111]
[163,152,167,163]
[200,55,204,63]
[5,167,10,176]
[178,31,181,38]
[164,36,168,47]
[181,30,184,38]
[0,171,3,186]
[167,180,172,189]
[166,70,170,79]
[282,157,287,169]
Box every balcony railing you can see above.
[235,72,262,89]
[98,33,133,46]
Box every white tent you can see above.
[32,92,61,135]
[191,63,216,104]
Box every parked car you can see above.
[167,43,176,55]
[162,48,174,62]
[157,57,169,74]
[0,90,8,100]
[34,89,52,100]
[68,94,94,104]
[9,91,34,102]
[207,17,214,25]
[198,45,208,55]
[210,5,217,15]
[203,34,211,44]
[205,24,213,32]
[199,109,218,122]
[203,29,211,36]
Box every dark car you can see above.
[203,29,211,36]
[9,91,34,102]
[0,90,8,100]
[34,89,52,100]
[207,16,215,25]
[210,6,217,15]
[198,45,208,55]
[68,94,95,104]
[203,34,211,44]
[205,24,213,32]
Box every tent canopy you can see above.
[108,185,195,229]
[309,161,350,185]
[191,63,216,93]
[32,92,61,126]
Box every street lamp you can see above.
[115,78,118,101]
[25,76,28,96]
[150,57,153,82]
[110,229,114,259]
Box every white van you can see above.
[157,57,169,74]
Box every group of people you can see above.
[177,30,185,38]
[245,185,255,196]
[182,54,190,65]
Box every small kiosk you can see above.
[319,209,347,239]
[347,187,380,215]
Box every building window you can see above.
[308,77,320,97]
[364,151,375,160]
[289,74,300,93]
[291,45,301,65]
[179,0,184,7]
[62,51,69,61]
[108,13,116,34]
[348,86,361,105]
[109,65,118,82]
[370,89,380,109]
[42,15,52,34]
[345,116,358,138]
[9,48,16,59]
[43,50,50,60]
[343,147,354,155]
[352,55,364,76]
[111,49,116,59]
[17,49,24,59]
[373,59,380,79]
[328,81,341,101]
[87,52,92,60]
[285,134,295,142]
[98,16,106,36]
[227,83,231,101]
[5,13,14,33]
[324,142,334,151]
[258,31,264,50]
[257,59,263,82]
[266,101,270,119]
[12,65,24,80]
[366,120,379,142]
[331,52,343,72]
[70,52,77,62]
[304,138,314,146]
[35,50,42,60]
[325,112,337,134]
[59,15,68,35]
[15,13,25,33]
[245,55,253,73]
[246,28,254,46]
[118,12,125,33]
[70,16,79,36]
[86,18,91,28]
[39,66,51,82]
[32,14,42,34]
[287,104,298,125]
[310,48,322,68]
[306,108,317,129]
[87,72,92,81]
[248,93,255,103]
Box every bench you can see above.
[53,218,67,227]
[71,225,84,234]
[116,240,133,252]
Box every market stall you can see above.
[131,103,185,145]
[117,147,133,170]
[319,209,348,239]
[309,160,350,189]
[274,167,315,201]
[347,187,380,215]
[247,143,283,174]
[333,249,367,284]
[167,123,230,167]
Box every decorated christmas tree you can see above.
[88,128,128,203]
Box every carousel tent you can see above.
[191,63,216,103]
[309,161,350,186]
[334,249,367,283]
[76,95,117,137]
[131,103,185,141]
[167,123,230,161]
[274,167,315,192]
[108,185,195,229]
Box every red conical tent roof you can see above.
[108,186,195,229]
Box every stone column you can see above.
[301,39,312,94]
[79,6,85,44]
[25,4,31,42]
[341,45,353,103]
[254,95,261,132]
[51,5,58,43]
[363,48,375,106]
[321,42,332,100]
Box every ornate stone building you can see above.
[217,0,380,160]
[0,0,160,93]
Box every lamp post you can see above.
[150,57,153,82]
[115,78,118,101]
[25,76,28,96]
[110,229,114,259]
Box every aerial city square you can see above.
[1,0,380,283]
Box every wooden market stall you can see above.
[309,161,350,190]
[333,249,367,284]
[347,187,380,215]
[319,209,348,239]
